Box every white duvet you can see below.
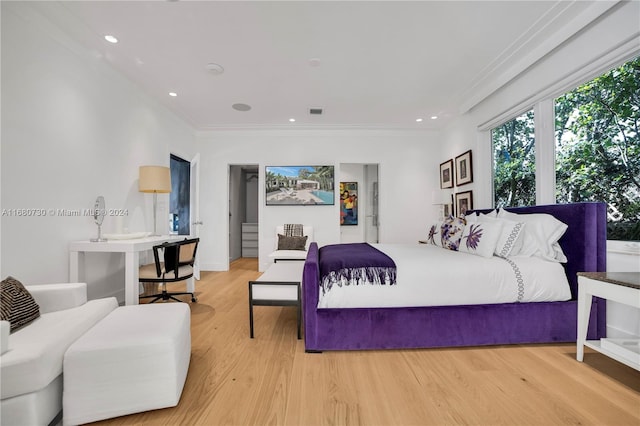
[317,243,572,309]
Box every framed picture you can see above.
[455,150,473,186]
[455,191,473,217]
[265,165,335,205]
[443,193,454,219]
[339,182,358,225]
[440,159,454,189]
[443,202,452,219]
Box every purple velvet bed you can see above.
[302,202,607,352]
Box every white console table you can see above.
[577,272,640,371]
[69,235,188,306]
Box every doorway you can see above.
[339,163,379,244]
[169,154,191,235]
[229,165,259,262]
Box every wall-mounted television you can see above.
[265,165,335,205]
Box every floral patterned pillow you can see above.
[441,216,466,251]
[458,219,503,258]
[427,222,443,247]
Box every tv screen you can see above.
[265,165,335,205]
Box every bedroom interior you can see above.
[1,1,639,425]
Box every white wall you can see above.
[196,129,440,271]
[439,1,640,338]
[1,4,196,301]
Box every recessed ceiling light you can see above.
[205,63,224,75]
[289,118,296,122]
[416,118,423,122]
[104,35,118,44]
[431,116,438,120]
[169,92,177,97]
[232,103,251,112]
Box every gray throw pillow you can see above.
[1,276,40,332]
[277,234,308,251]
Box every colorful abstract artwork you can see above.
[340,182,358,225]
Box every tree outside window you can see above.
[555,57,640,241]
[492,110,536,208]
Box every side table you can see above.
[577,272,640,371]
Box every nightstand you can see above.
[577,272,640,371]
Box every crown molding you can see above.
[458,0,620,114]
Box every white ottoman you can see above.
[62,303,191,425]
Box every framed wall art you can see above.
[443,193,454,219]
[440,159,454,189]
[455,191,473,217]
[455,150,473,186]
[339,182,358,225]
[265,165,335,205]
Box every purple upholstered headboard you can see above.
[471,202,607,299]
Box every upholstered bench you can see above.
[62,303,191,425]
[249,261,303,339]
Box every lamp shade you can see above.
[139,166,171,193]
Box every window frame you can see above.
[483,53,639,241]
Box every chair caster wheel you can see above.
[192,297,197,303]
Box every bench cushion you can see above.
[63,303,191,425]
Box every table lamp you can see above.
[139,166,171,236]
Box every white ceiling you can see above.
[25,1,606,130]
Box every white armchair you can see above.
[1,282,117,426]
[268,225,314,262]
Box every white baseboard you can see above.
[199,262,228,272]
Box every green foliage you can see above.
[493,57,640,240]
[607,221,640,241]
[555,56,640,240]
[492,110,536,208]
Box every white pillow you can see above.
[427,222,443,247]
[480,209,498,219]
[497,209,568,262]
[464,213,478,223]
[552,242,568,263]
[477,215,526,257]
[458,219,503,258]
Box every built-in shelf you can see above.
[242,223,258,258]
[584,339,640,371]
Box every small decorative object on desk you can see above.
[90,196,108,242]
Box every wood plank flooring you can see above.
[94,258,640,425]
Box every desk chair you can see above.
[139,238,199,303]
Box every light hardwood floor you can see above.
[95,258,640,425]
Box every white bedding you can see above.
[317,243,572,309]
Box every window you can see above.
[169,154,191,235]
[555,57,640,241]
[492,109,536,208]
